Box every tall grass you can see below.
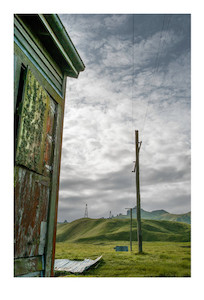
[55,241,191,277]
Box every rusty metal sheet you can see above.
[54,256,102,274]
[14,167,50,258]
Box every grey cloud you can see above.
[141,165,190,186]
[59,164,132,193]
[57,14,191,222]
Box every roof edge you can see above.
[42,14,85,75]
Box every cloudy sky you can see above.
[57,14,191,222]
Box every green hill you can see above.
[56,218,190,243]
[115,208,191,224]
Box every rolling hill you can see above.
[115,208,191,224]
[56,218,190,243]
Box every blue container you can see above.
[114,246,128,252]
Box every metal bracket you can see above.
[132,161,136,173]
[138,141,142,152]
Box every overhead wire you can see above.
[153,15,173,113]
[131,14,135,146]
[129,14,135,206]
[129,15,171,205]
[141,15,190,124]
[139,14,191,155]
[141,15,167,138]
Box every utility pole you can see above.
[132,130,142,253]
[125,208,133,251]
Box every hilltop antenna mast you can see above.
[84,204,88,218]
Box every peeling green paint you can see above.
[16,69,49,174]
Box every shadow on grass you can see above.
[134,251,148,256]
[55,270,71,277]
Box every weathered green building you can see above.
[14,14,85,277]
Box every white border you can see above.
[1,1,204,299]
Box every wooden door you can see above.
[14,69,57,276]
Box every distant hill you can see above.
[115,208,191,224]
[56,218,190,243]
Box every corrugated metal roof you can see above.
[54,256,102,274]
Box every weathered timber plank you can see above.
[14,17,63,92]
[14,55,22,112]
[42,97,57,177]
[14,256,43,276]
[14,167,50,258]
[14,43,64,107]
[18,271,42,277]
[45,104,63,276]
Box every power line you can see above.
[141,16,167,137]
[131,14,135,145]
[141,14,190,129]
[130,16,169,208]
[128,14,136,209]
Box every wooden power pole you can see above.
[133,130,142,253]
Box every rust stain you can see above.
[42,97,56,177]
[47,99,55,136]
[44,137,52,167]
[14,167,50,258]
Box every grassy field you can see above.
[55,241,191,277]
[55,218,190,277]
